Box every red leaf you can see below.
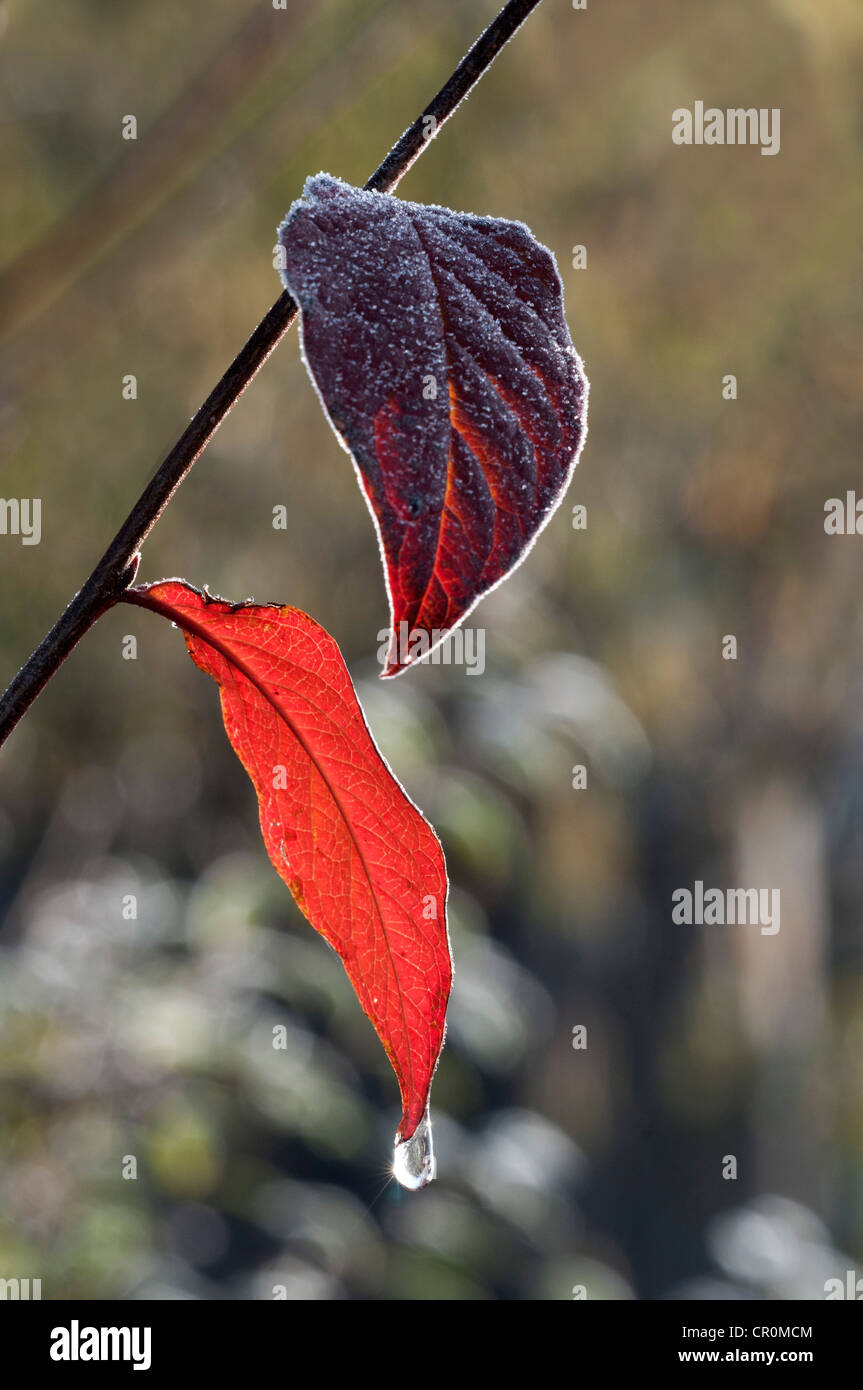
[126,580,451,1143]
[278,173,588,676]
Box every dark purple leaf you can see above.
[277,173,588,675]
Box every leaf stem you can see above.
[0,0,545,750]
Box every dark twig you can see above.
[0,0,545,749]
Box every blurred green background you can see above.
[1,0,862,1300]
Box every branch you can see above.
[0,0,545,750]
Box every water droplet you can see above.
[393,1110,435,1190]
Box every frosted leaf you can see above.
[278,173,588,675]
